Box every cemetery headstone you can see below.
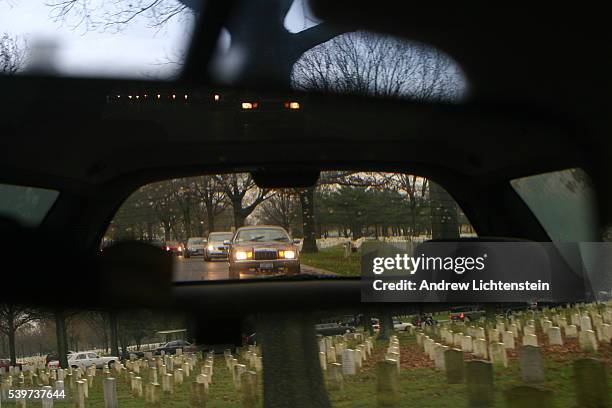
[444,348,464,384]
[519,345,544,384]
[466,360,494,408]
[376,360,399,408]
[573,358,610,408]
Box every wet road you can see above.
[173,256,232,281]
[172,256,334,281]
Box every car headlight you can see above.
[178,247,183,251]
[208,245,214,251]
[235,251,248,260]
[282,250,296,259]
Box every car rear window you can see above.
[105,171,475,282]
[0,183,59,226]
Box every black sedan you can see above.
[155,340,197,355]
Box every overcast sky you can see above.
[0,0,312,79]
[0,0,198,78]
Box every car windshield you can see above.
[209,233,234,242]
[235,228,290,243]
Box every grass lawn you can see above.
[301,245,361,276]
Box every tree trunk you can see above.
[233,207,246,228]
[55,309,69,368]
[410,203,418,237]
[206,205,215,232]
[377,311,394,341]
[118,335,127,360]
[182,207,192,238]
[7,326,16,367]
[299,187,318,253]
[0,334,6,357]
[109,312,120,359]
[257,312,331,408]
[363,312,374,336]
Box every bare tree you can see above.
[0,33,27,74]
[47,0,193,31]
[216,174,274,228]
[0,304,42,365]
[83,311,110,352]
[292,30,464,101]
[292,33,464,239]
[46,0,344,86]
[191,176,228,233]
[382,173,429,236]
[258,189,300,233]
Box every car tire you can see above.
[185,253,190,259]
[108,361,115,369]
[229,265,240,279]
[288,264,301,276]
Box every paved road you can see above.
[173,256,232,281]
[173,256,335,281]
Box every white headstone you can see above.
[578,330,598,352]
[547,327,563,346]
[341,349,356,375]
[523,334,538,347]
[502,331,515,349]
[461,335,473,352]
[580,315,593,331]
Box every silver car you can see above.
[204,231,234,261]
[184,237,206,258]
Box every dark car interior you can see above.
[0,2,611,407]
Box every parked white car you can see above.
[68,352,118,369]
[393,320,411,331]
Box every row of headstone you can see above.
[317,333,373,391]
[436,304,611,359]
[224,349,260,406]
[417,325,610,408]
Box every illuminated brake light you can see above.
[460,313,464,319]
[241,102,258,110]
[284,101,300,110]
